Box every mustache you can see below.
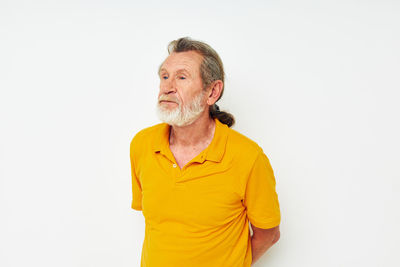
[158,94,180,104]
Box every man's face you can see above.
[156,51,208,126]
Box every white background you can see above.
[1,1,399,266]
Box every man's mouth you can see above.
[160,100,177,104]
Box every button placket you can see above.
[171,161,183,184]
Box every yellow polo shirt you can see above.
[130,118,281,267]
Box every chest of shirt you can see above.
[137,152,247,229]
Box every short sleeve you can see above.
[130,140,142,211]
[243,150,281,229]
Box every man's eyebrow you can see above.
[158,67,168,75]
[158,68,191,76]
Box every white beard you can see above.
[156,90,207,127]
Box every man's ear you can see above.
[206,80,223,105]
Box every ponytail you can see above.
[210,104,235,128]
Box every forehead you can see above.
[159,51,203,73]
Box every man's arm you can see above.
[250,224,280,265]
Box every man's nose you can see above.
[160,78,177,95]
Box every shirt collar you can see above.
[152,118,229,163]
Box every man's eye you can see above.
[179,76,186,80]
[162,76,168,80]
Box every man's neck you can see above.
[169,114,216,148]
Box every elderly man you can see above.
[130,37,281,267]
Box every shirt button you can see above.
[172,163,177,168]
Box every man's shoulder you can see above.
[130,122,167,148]
[226,127,263,156]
